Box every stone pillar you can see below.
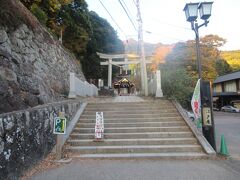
[98,79,102,90]
[120,66,122,75]
[68,72,76,98]
[156,70,163,97]
[108,59,112,88]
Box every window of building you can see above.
[213,84,222,93]
[224,80,237,92]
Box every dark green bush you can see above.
[30,3,47,25]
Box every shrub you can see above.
[30,3,48,25]
[160,65,195,109]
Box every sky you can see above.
[86,0,240,51]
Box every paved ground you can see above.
[76,95,146,103]
[113,95,145,102]
[29,159,240,180]
[214,111,240,158]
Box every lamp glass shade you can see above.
[198,2,213,20]
[183,3,199,22]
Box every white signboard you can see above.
[94,112,104,140]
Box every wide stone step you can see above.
[82,109,177,115]
[67,138,198,146]
[87,102,172,106]
[86,105,174,109]
[79,117,183,123]
[85,107,175,111]
[70,132,194,139]
[66,144,202,154]
[80,113,180,119]
[65,99,207,159]
[76,121,186,128]
[69,152,208,159]
[84,108,177,112]
[73,126,190,133]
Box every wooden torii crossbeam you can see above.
[97,52,152,87]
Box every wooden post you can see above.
[55,112,65,159]
[56,134,63,159]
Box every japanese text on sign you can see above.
[95,112,104,140]
[203,107,212,126]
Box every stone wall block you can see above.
[25,94,39,107]
[0,67,17,82]
[0,118,4,137]
[11,52,22,65]
[15,113,24,129]
[0,137,4,154]
[0,30,8,44]
[13,26,26,40]
[24,111,30,128]
[3,116,14,131]
[0,40,12,55]
[11,37,26,53]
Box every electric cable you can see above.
[121,0,136,22]
[118,0,138,31]
[98,0,127,37]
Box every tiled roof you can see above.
[214,71,240,83]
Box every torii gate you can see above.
[97,52,152,88]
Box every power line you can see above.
[98,0,126,37]
[121,0,135,21]
[118,0,138,31]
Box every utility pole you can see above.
[136,0,148,96]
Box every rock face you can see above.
[0,10,85,113]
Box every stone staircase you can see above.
[65,100,207,158]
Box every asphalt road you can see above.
[214,111,240,158]
[29,159,240,180]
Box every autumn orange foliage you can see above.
[151,45,173,71]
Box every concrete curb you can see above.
[63,102,88,143]
[172,100,216,156]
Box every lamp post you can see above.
[183,2,213,78]
[184,2,216,150]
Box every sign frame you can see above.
[53,117,67,134]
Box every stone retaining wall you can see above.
[0,0,85,114]
[0,100,83,179]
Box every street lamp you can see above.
[183,2,213,79]
[183,2,216,151]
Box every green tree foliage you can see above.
[162,34,229,107]
[160,64,195,109]
[30,3,48,24]
[83,11,124,80]
[58,0,91,55]
[20,0,42,9]
[215,59,232,76]
[20,0,72,32]
[166,35,228,82]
